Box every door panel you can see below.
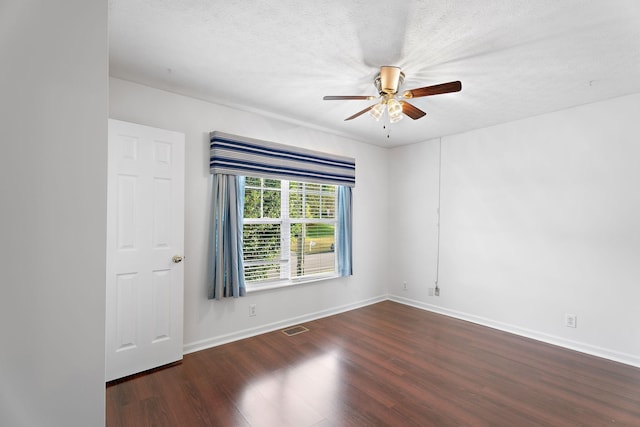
[106,119,185,382]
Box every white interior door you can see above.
[106,119,185,382]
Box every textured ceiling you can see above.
[109,0,640,147]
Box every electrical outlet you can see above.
[428,288,434,296]
[402,281,408,291]
[565,313,577,328]
[434,287,440,296]
[249,304,257,317]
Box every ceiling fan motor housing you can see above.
[376,66,404,95]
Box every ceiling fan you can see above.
[323,66,461,123]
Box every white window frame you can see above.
[243,178,339,291]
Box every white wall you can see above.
[109,78,389,351]
[109,76,640,370]
[0,1,108,426]
[389,93,640,367]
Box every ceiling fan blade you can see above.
[400,101,426,120]
[344,104,376,121]
[323,95,376,101]
[403,81,462,99]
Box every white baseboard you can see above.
[389,295,640,369]
[183,295,388,355]
[184,294,640,369]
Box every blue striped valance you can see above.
[210,131,356,187]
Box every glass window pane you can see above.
[263,190,281,218]
[244,188,261,218]
[305,192,320,219]
[245,176,261,187]
[290,223,335,277]
[289,190,303,218]
[306,183,320,193]
[243,223,281,259]
[243,223,281,282]
[321,194,336,218]
[265,179,280,188]
[245,263,281,282]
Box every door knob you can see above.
[172,255,184,264]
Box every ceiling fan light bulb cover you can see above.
[387,98,402,121]
[390,113,403,123]
[370,103,385,121]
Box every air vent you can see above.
[281,325,309,337]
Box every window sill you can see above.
[246,273,340,293]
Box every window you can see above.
[243,177,338,286]
[208,131,354,300]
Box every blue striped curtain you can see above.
[337,185,353,276]
[208,174,246,299]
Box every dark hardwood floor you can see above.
[106,301,640,426]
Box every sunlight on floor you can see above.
[239,349,343,427]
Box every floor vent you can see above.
[282,325,309,337]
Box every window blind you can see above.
[210,131,356,187]
[243,222,282,282]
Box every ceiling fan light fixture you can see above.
[387,98,403,123]
[370,102,385,121]
[378,66,404,94]
[389,113,403,124]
